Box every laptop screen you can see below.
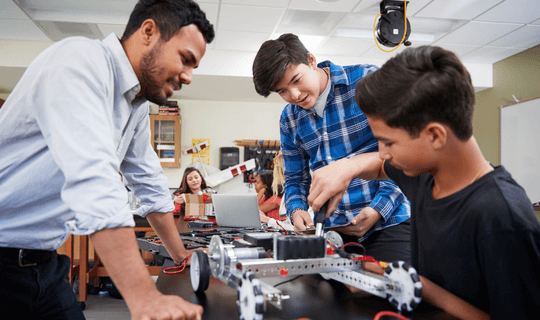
[211,194,262,229]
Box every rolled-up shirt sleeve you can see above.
[33,40,135,235]
[368,180,409,222]
[121,113,174,217]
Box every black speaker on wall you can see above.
[220,147,240,170]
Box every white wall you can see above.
[162,99,284,194]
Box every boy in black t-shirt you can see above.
[308,46,540,319]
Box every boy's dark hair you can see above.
[355,46,474,141]
[252,33,310,97]
[121,0,215,44]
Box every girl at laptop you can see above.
[173,167,215,216]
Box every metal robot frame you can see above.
[189,231,422,320]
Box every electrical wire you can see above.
[373,0,408,53]
[275,221,288,235]
[274,275,303,287]
[163,253,193,274]
[374,310,410,320]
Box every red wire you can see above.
[163,253,193,274]
[275,221,288,235]
[374,311,409,320]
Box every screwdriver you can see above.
[315,201,329,237]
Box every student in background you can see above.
[173,167,214,216]
[0,0,214,319]
[255,170,284,223]
[308,45,540,319]
[252,33,411,264]
[266,152,295,231]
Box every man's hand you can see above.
[333,207,382,237]
[89,227,204,320]
[292,209,314,234]
[179,248,209,267]
[129,290,203,320]
[309,158,357,214]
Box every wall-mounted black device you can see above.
[220,147,240,170]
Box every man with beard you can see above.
[0,1,213,319]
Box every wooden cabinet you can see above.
[149,114,181,167]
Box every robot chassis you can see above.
[190,231,422,320]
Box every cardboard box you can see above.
[185,193,213,217]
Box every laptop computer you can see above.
[212,194,262,229]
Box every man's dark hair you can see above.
[121,0,214,44]
[355,46,474,141]
[252,33,310,97]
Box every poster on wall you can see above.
[192,138,210,165]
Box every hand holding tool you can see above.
[315,201,329,237]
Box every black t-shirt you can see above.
[384,162,540,318]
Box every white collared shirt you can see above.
[0,34,173,250]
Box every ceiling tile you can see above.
[487,25,540,48]
[434,44,482,58]
[338,13,378,29]
[475,0,540,24]
[460,46,524,63]
[198,3,218,28]
[0,0,30,19]
[289,0,361,13]
[353,0,432,16]
[0,19,50,41]
[352,0,383,15]
[213,30,271,52]
[16,0,136,15]
[221,0,289,7]
[98,24,126,39]
[314,37,373,56]
[435,21,523,46]
[276,9,346,36]
[360,41,432,60]
[218,4,284,33]
[416,0,504,20]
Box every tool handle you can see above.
[315,201,329,237]
[316,202,328,224]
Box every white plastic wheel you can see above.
[237,272,264,320]
[384,260,422,312]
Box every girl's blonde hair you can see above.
[272,152,285,196]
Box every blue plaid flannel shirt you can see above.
[280,60,410,241]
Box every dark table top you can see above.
[151,218,457,320]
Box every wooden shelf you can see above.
[150,114,181,168]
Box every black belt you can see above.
[0,247,55,267]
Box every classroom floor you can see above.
[81,276,159,319]
[82,292,131,320]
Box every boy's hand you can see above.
[309,158,356,214]
[333,207,382,237]
[292,209,314,234]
